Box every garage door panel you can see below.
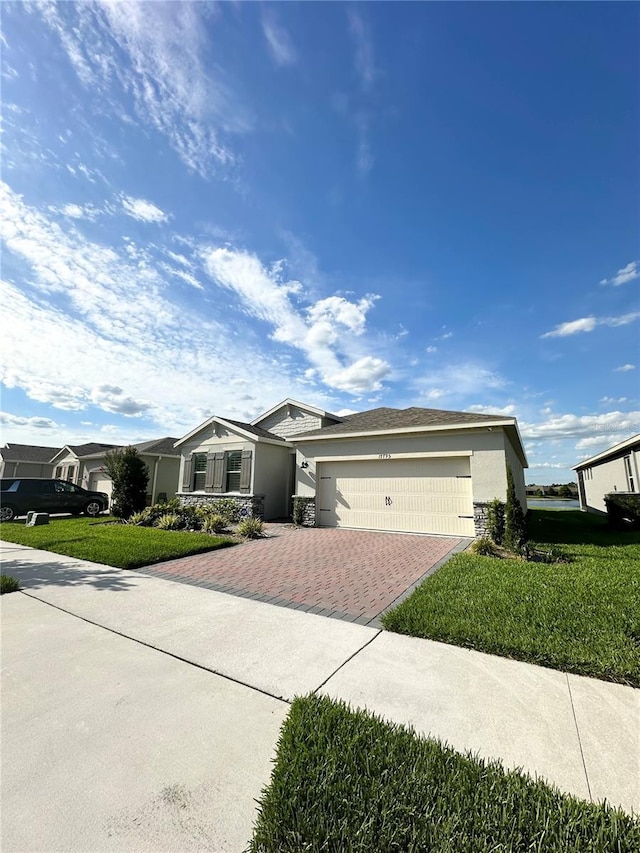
[318,459,474,536]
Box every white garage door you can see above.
[88,473,113,498]
[317,458,474,536]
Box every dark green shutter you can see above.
[212,452,225,492]
[182,456,192,492]
[240,450,252,493]
[205,453,215,492]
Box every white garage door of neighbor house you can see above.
[317,458,475,537]
[89,473,113,497]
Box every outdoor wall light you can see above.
[300,461,309,469]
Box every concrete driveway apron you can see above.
[139,526,468,625]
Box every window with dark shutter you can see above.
[226,451,242,492]
[182,456,192,492]
[193,453,207,491]
[240,450,252,493]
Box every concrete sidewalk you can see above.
[2,542,638,851]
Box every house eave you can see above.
[572,433,640,471]
[251,398,340,426]
[174,416,291,449]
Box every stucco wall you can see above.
[0,461,56,478]
[252,443,292,519]
[178,425,254,494]
[141,455,180,503]
[582,450,639,513]
[295,428,514,506]
[255,405,323,439]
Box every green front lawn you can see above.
[382,511,640,686]
[0,517,235,569]
[250,695,639,852]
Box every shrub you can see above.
[1,575,20,594]
[236,517,264,538]
[202,513,227,534]
[292,496,309,526]
[211,498,241,524]
[605,494,640,531]
[155,513,182,531]
[504,465,527,551]
[128,508,154,526]
[470,537,499,557]
[486,498,505,545]
[104,446,150,519]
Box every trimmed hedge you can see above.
[605,493,640,530]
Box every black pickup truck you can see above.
[0,478,109,521]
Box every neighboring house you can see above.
[573,434,640,513]
[176,399,528,537]
[0,443,62,479]
[49,439,181,505]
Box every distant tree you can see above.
[104,447,149,519]
[558,484,572,498]
[504,464,527,552]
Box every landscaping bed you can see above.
[250,695,639,852]
[382,510,640,686]
[0,517,235,569]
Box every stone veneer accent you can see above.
[178,493,265,520]
[292,496,316,526]
[473,502,490,538]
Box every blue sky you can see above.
[1,1,638,484]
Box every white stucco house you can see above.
[176,399,528,537]
[573,434,640,513]
[49,438,181,505]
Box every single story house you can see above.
[573,434,640,513]
[0,443,62,479]
[49,438,181,505]
[177,399,527,537]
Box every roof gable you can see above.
[134,437,180,456]
[252,398,341,427]
[174,415,287,448]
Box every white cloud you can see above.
[121,195,168,223]
[327,356,389,394]
[203,246,389,394]
[467,404,517,417]
[541,317,597,338]
[599,396,628,404]
[52,202,101,221]
[520,410,640,441]
[541,313,640,338]
[262,12,297,66]
[348,11,375,91]
[37,1,250,176]
[0,411,59,430]
[614,363,636,372]
[90,385,152,417]
[600,260,639,286]
[415,363,506,402]
[425,346,438,354]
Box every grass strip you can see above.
[0,517,234,569]
[382,511,640,686]
[250,695,639,852]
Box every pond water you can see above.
[526,499,580,510]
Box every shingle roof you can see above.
[134,437,180,456]
[224,419,286,442]
[1,443,62,463]
[67,443,122,457]
[295,406,515,438]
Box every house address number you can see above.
[378,453,391,459]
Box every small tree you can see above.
[486,497,505,545]
[104,446,149,519]
[504,464,527,552]
[558,484,572,498]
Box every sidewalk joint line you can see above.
[312,629,382,695]
[18,590,291,707]
[565,672,592,802]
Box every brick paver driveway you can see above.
[141,526,467,625]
